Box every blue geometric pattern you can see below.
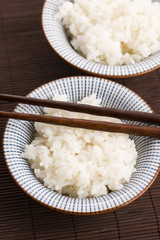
[42,0,160,77]
[3,76,160,214]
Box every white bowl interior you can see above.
[3,76,160,213]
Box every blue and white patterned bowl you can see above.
[42,0,160,78]
[3,76,160,214]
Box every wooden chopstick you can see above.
[0,93,160,125]
[0,110,160,138]
[0,93,160,138]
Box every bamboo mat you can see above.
[0,0,160,239]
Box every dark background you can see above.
[0,0,160,239]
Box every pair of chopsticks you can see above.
[0,93,160,138]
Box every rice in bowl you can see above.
[56,0,160,65]
[22,94,137,198]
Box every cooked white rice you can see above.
[22,94,137,198]
[56,0,160,65]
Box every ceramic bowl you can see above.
[3,76,160,214]
[42,0,160,78]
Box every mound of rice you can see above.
[22,94,137,198]
[56,0,160,65]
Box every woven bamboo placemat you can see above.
[0,0,160,239]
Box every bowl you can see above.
[42,0,160,78]
[3,76,160,214]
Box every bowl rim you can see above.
[3,76,160,215]
[41,0,160,79]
